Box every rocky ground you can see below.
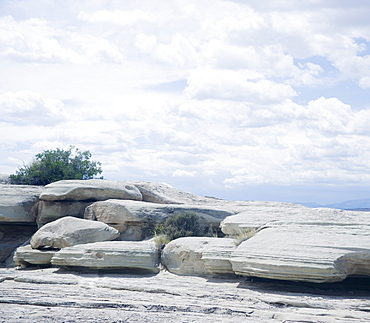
[1,267,370,323]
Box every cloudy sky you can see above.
[1,0,370,204]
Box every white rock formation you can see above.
[0,184,43,222]
[161,237,236,276]
[222,204,370,283]
[13,244,56,267]
[51,240,159,272]
[30,216,120,249]
[39,179,143,201]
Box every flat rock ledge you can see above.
[30,216,120,249]
[13,245,57,267]
[51,241,160,273]
[39,179,143,201]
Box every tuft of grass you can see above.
[153,234,171,249]
[234,228,257,246]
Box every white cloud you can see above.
[0,15,124,64]
[172,169,197,177]
[0,91,66,125]
[136,32,199,66]
[78,9,157,25]
[2,0,370,203]
[185,68,297,103]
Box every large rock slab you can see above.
[231,226,370,283]
[222,204,370,283]
[30,216,120,249]
[51,240,159,273]
[13,244,56,267]
[36,200,92,226]
[161,237,236,276]
[0,184,43,222]
[39,179,143,201]
[85,199,235,225]
[85,199,235,240]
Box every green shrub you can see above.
[10,146,103,185]
[155,212,207,241]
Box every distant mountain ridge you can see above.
[299,198,370,210]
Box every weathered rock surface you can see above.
[162,237,236,276]
[39,179,143,201]
[222,204,370,283]
[36,200,92,226]
[30,216,120,249]
[0,184,43,222]
[51,241,159,273]
[2,267,370,323]
[13,244,56,267]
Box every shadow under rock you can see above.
[237,276,370,297]
[54,266,159,278]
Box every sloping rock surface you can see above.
[162,237,236,276]
[30,216,120,249]
[0,185,43,222]
[51,241,159,272]
[222,204,370,283]
[39,179,142,201]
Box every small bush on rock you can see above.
[156,212,207,241]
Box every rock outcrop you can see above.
[162,237,236,276]
[85,199,235,240]
[2,178,370,285]
[51,241,159,273]
[30,216,120,249]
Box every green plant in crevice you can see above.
[234,228,257,246]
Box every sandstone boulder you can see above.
[36,200,92,226]
[51,240,159,273]
[13,244,56,267]
[223,204,370,283]
[85,199,235,240]
[0,184,43,222]
[30,216,120,249]
[161,237,236,276]
[39,179,142,201]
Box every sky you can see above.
[1,0,370,205]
